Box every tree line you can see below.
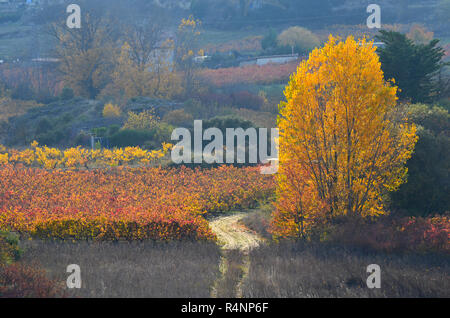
[47,5,203,102]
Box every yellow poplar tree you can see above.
[112,41,182,99]
[49,12,114,99]
[273,36,418,238]
[175,16,202,96]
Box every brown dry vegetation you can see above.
[10,218,450,298]
[20,240,221,298]
[242,242,450,298]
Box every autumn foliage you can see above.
[273,36,418,238]
[0,263,66,298]
[112,41,182,100]
[327,215,449,253]
[0,165,274,241]
[0,142,172,169]
[102,103,122,118]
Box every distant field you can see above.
[199,28,269,47]
[198,62,298,86]
[0,22,53,60]
[0,22,32,59]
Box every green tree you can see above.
[262,28,278,51]
[111,17,182,100]
[391,104,450,216]
[376,30,446,103]
[59,87,74,101]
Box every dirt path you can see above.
[209,212,264,298]
[209,213,263,252]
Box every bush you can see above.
[91,125,120,138]
[73,131,91,148]
[60,87,74,101]
[0,263,66,298]
[34,89,57,104]
[437,98,450,112]
[36,128,69,147]
[231,91,264,110]
[163,109,194,127]
[122,110,158,131]
[0,231,21,266]
[241,206,273,240]
[11,83,34,101]
[325,215,450,253]
[91,119,173,149]
[102,103,122,118]
[109,129,155,148]
[0,98,43,122]
[35,117,53,135]
[391,104,450,216]
[407,104,449,134]
[262,29,278,51]
[152,122,175,145]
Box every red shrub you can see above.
[0,165,274,241]
[398,216,449,252]
[0,263,66,298]
[327,215,449,253]
[198,62,299,87]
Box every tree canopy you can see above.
[273,36,418,238]
[376,30,446,103]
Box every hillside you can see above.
[3,97,183,147]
